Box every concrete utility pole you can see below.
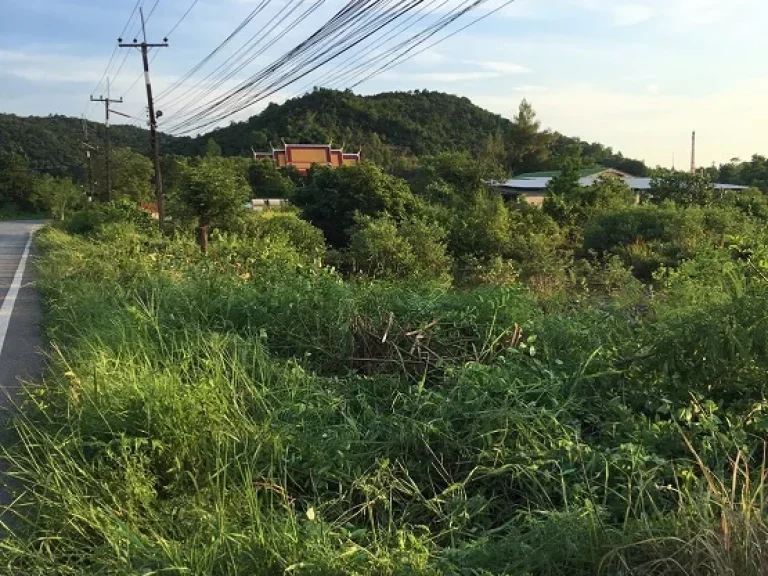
[90,79,123,201]
[690,130,697,175]
[120,7,169,231]
[81,118,97,201]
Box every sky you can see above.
[1,0,766,168]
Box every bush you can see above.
[347,214,452,285]
[294,162,421,247]
[226,210,326,261]
[64,200,156,236]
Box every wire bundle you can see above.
[160,0,514,136]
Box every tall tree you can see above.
[0,150,37,212]
[177,157,251,253]
[508,99,552,174]
[32,175,83,220]
[294,161,419,247]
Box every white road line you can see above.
[0,234,33,360]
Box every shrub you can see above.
[347,214,452,285]
[64,200,156,236]
[226,211,326,261]
[294,162,421,247]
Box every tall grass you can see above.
[3,225,768,574]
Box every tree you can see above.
[204,138,222,157]
[248,160,296,199]
[32,175,83,220]
[508,99,552,174]
[650,171,715,206]
[0,150,37,213]
[177,157,251,253]
[293,161,420,247]
[112,148,153,203]
[542,158,582,224]
[583,175,637,214]
[449,188,512,260]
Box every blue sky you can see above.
[1,0,766,167]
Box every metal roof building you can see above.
[491,168,749,205]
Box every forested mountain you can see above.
[0,113,190,180]
[200,88,649,175]
[0,89,648,180]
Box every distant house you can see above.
[253,142,361,174]
[491,168,748,205]
[249,198,288,212]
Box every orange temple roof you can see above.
[253,143,360,174]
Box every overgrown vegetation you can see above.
[4,89,768,574]
[3,141,768,574]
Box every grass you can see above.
[3,224,768,574]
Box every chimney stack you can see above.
[690,131,696,175]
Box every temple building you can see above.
[253,142,361,174]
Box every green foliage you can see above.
[508,98,553,174]
[715,154,768,190]
[194,89,647,175]
[0,149,37,212]
[543,157,582,223]
[64,200,156,236]
[91,147,154,203]
[32,174,84,220]
[0,112,191,181]
[449,188,511,260]
[584,204,755,279]
[294,161,420,247]
[226,210,326,262]
[12,223,768,575]
[204,137,222,157]
[175,156,251,251]
[650,170,715,206]
[347,214,452,285]
[248,159,296,199]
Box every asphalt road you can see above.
[0,221,45,530]
[0,221,46,407]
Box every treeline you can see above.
[62,147,768,298]
[0,90,647,186]
[4,90,768,218]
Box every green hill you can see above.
[0,89,648,179]
[0,113,191,181]
[200,89,649,175]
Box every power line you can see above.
[155,0,273,103]
[296,0,451,94]
[159,0,325,123]
[168,0,484,134]
[84,0,143,117]
[121,49,158,102]
[167,0,402,132]
[161,0,509,136]
[120,0,198,102]
[166,0,200,38]
[350,0,516,88]
[112,0,163,88]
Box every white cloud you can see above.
[465,60,530,74]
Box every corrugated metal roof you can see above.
[495,176,749,192]
[514,168,623,179]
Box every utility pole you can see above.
[90,78,123,201]
[120,8,169,231]
[81,118,97,201]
